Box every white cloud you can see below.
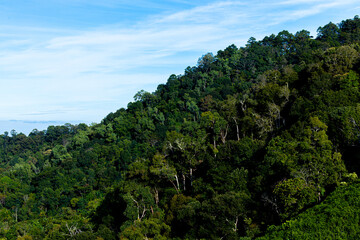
[259,0,358,27]
[278,0,328,5]
[278,0,356,6]
[154,1,246,24]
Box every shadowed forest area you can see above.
[1,16,360,239]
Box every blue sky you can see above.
[0,0,359,134]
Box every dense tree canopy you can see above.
[1,16,360,239]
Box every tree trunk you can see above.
[220,125,229,144]
[175,174,180,192]
[154,187,159,205]
[233,117,240,141]
[190,168,193,187]
[182,174,186,191]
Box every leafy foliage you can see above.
[1,16,360,239]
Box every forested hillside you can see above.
[258,182,360,239]
[1,16,360,239]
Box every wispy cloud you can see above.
[154,1,246,24]
[0,0,358,124]
[256,0,358,27]
[278,0,328,5]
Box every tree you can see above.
[317,22,340,46]
[264,117,346,219]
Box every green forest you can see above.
[1,16,360,239]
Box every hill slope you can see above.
[0,16,360,239]
[258,181,360,240]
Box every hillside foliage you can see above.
[1,16,360,239]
